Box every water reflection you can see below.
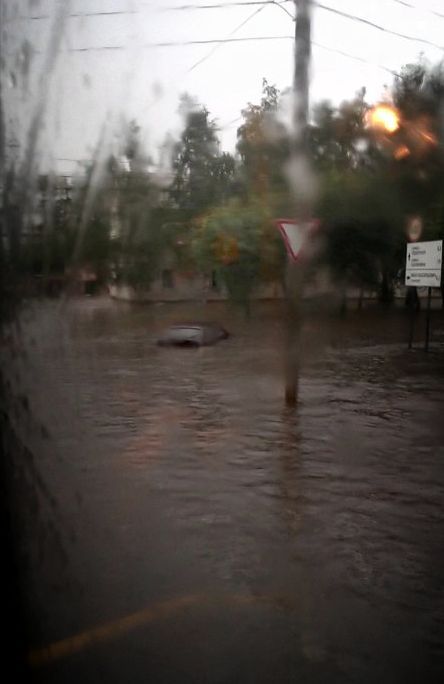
[3,299,444,682]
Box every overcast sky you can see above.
[3,0,444,175]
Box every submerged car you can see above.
[157,323,229,347]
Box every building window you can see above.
[162,269,174,289]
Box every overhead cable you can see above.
[161,0,444,50]
[161,1,292,10]
[3,9,139,24]
[391,0,444,19]
[315,2,443,50]
[65,34,404,79]
[186,3,267,72]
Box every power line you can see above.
[160,0,444,50]
[5,1,414,80]
[159,0,444,23]
[7,1,293,20]
[220,116,243,129]
[68,35,293,51]
[55,158,91,162]
[150,1,411,81]
[65,30,441,53]
[315,2,443,51]
[65,33,405,79]
[7,15,51,22]
[161,1,292,10]
[69,10,139,18]
[3,10,139,24]
[312,41,401,79]
[186,3,267,73]
[68,45,126,52]
[184,1,296,75]
[0,37,414,85]
[8,2,443,52]
[266,1,294,22]
[174,2,402,101]
[4,27,429,79]
[391,0,444,19]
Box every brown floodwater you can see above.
[3,297,444,683]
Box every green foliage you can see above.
[309,89,372,172]
[79,213,111,279]
[236,79,289,196]
[170,97,236,219]
[390,63,444,223]
[192,197,284,311]
[113,235,162,291]
[105,131,176,290]
[318,166,405,300]
[11,61,444,308]
[311,64,444,302]
[110,192,173,291]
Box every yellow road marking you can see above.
[28,592,293,668]
[28,594,202,668]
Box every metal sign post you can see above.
[275,219,319,404]
[405,217,422,350]
[405,239,442,351]
[425,287,432,352]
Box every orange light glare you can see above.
[367,105,400,133]
[419,129,437,145]
[394,145,410,160]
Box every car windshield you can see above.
[2,2,444,683]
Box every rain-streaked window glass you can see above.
[1,1,444,682]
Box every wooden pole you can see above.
[285,0,312,406]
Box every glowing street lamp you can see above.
[366,104,400,134]
[367,104,437,159]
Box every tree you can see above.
[308,80,444,306]
[391,62,444,217]
[236,79,289,199]
[389,61,444,305]
[317,159,404,308]
[310,90,371,171]
[192,197,284,314]
[170,96,235,220]
[108,162,170,291]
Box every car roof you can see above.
[169,322,222,329]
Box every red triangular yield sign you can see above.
[275,218,319,262]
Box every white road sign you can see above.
[405,239,442,287]
[275,219,319,262]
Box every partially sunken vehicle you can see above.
[157,323,229,347]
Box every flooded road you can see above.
[3,298,444,682]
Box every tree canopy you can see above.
[9,59,444,307]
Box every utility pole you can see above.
[284,0,313,406]
[293,0,311,157]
